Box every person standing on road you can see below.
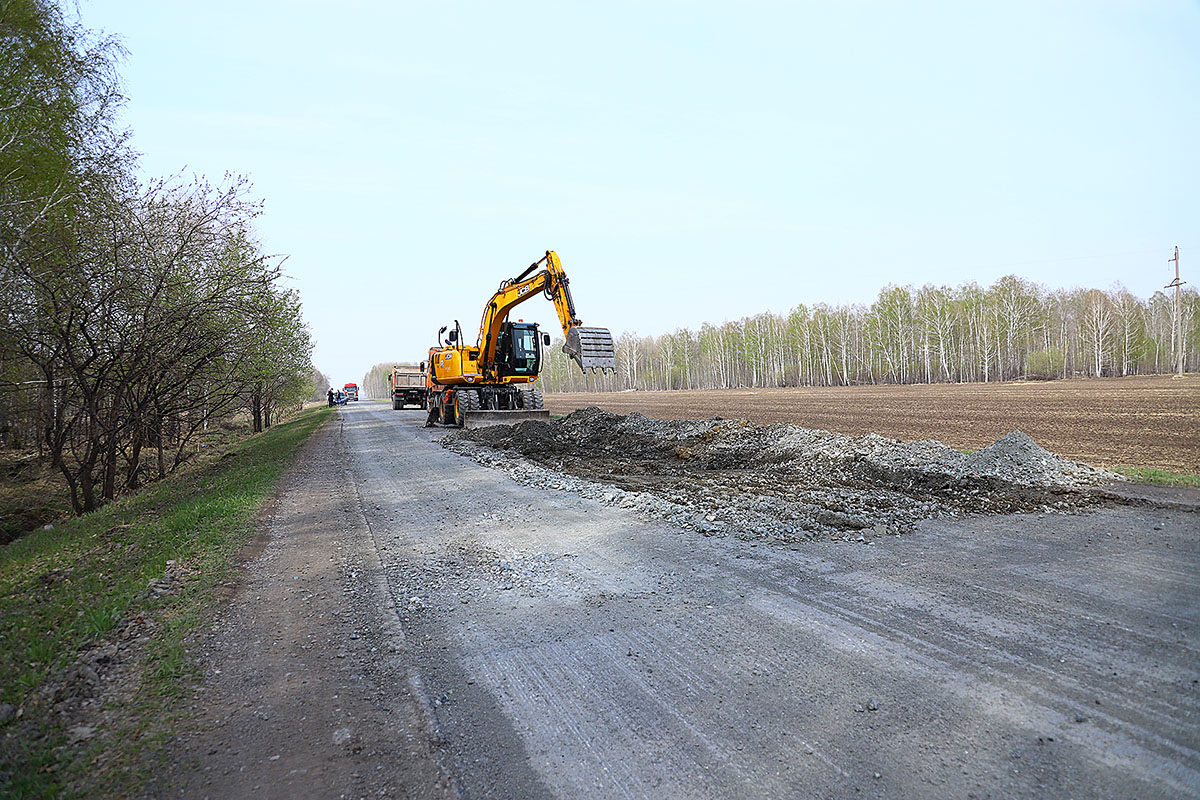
[327,388,335,407]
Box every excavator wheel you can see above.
[456,389,480,426]
[519,387,544,410]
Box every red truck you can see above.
[343,383,359,402]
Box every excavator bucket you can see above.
[564,326,617,373]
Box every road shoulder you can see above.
[152,416,455,799]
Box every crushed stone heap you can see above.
[444,407,1119,543]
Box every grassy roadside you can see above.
[1112,466,1200,487]
[0,406,331,799]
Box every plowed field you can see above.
[545,375,1200,473]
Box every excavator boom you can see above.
[476,250,616,376]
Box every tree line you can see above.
[361,363,400,401]
[538,276,1198,393]
[1,0,317,512]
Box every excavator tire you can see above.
[457,389,480,427]
[519,387,544,410]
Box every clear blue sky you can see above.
[82,1,1198,384]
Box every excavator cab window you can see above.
[496,321,541,377]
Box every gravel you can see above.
[443,407,1120,543]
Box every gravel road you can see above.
[170,401,1200,799]
[157,414,454,800]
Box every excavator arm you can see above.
[475,250,616,376]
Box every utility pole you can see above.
[1166,246,1185,378]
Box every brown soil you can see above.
[544,375,1200,473]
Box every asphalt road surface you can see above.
[223,401,1200,799]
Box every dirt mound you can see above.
[467,408,722,461]
[457,408,1114,488]
[963,430,1111,486]
[444,408,1119,543]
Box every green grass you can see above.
[1113,466,1200,487]
[0,407,330,799]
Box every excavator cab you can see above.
[495,321,542,378]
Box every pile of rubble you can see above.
[445,407,1119,543]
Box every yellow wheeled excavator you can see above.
[424,250,616,428]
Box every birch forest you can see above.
[539,276,1198,393]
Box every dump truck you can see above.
[343,383,359,401]
[425,250,616,428]
[389,366,428,410]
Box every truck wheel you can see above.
[392,397,402,410]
